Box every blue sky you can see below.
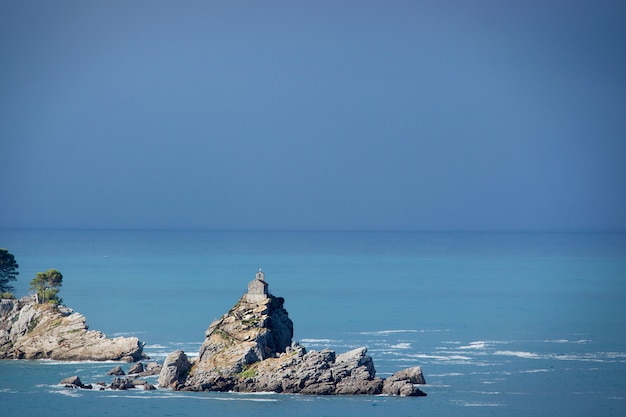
[1,1,625,231]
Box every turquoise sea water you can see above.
[1,230,625,416]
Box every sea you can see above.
[1,230,625,417]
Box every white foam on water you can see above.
[518,368,551,373]
[301,339,338,343]
[603,352,626,359]
[458,341,488,350]
[50,389,82,398]
[358,329,449,336]
[493,350,540,359]
[468,390,501,395]
[402,353,473,363]
[110,331,146,337]
[145,344,169,349]
[550,354,606,362]
[460,402,504,407]
[39,359,120,365]
[543,339,591,344]
[390,343,411,349]
[211,396,279,402]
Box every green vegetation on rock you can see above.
[0,248,19,297]
[29,269,63,304]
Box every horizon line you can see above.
[2,227,625,234]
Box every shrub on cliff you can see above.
[30,269,63,304]
[0,248,19,297]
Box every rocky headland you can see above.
[158,271,427,396]
[0,295,146,362]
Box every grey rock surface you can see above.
[159,282,426,396]
[158,350,191,388]
[0,297,145,362]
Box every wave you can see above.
[222,393,280,401]
[103,394,178,399]
[301,338,336,344]
[110,331,146,337]
[457,401,504,407]
[458,341,488,350]
[493,350,626,362]
[145,344,169,349]
[358,329,449,336]
[466,390,501,395]
[389,343,411,349]
[39,359,122,365]
[543,339,591,344]
[518,369,551,373]
[493,350,540,359]
[50,389,82,398]
[406,353,473,361]
[429,372,464,377]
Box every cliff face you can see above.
[0,296,145,362]
[196,295,293,374]
[159,287,426,396]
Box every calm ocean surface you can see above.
[1,230,625,416]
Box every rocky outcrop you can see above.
[236,345,385,395]
[110,377,135,390]
[106,366,125,376]
[382,366,427,396]
[159,282,427,396]
[158,350,191,389]
[128,362,144,374]
[0,296,145,362]
[60,375,86,389]
[194,295,293,376]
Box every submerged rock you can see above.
[110,377,135,390]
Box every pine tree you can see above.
[30,269,63,304]
[0,248,19,298]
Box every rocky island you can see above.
[158,270,426,396]
[0,295,146,362]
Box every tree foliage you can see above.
[0,248,19,297]
[30,269,63,304]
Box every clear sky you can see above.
[1,1,625,231]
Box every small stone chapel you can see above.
[246,269,269,303]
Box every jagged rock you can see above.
[144,383,157,390]
[140,362,162,376]
[110,377,135,390]
[0,296,146,361]
[106,365,125,376]
[382,367,427,397]
[388,366,426,384]
[160,272,426,396]
[333,348,383,395]
[128,362,144,374]
[194,294,293,376]
[247,346,383,395]
[60,375,84,388]
[158,350,191,388]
